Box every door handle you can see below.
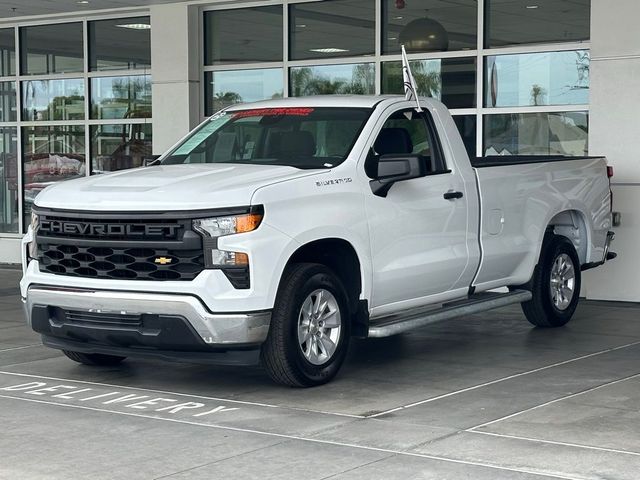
[443,191,464,200]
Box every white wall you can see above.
[582,0,640,301]
[150,2,201,154]
[0,238,21,264]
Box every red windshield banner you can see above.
[232,107,315,118]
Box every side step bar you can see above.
[368,289,532,338]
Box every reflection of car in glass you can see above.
[93,123,151,174]
[23,152,85,214]
[21,96,617,387]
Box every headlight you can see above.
[192,208,262,282]
[192,211,263,238]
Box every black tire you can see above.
[63,350,126,366]
[260,263,351,387]
[521,235,581,328]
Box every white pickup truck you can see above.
[20,96,616,387]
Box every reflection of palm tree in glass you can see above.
[530,84,547,106]
[291,65,375,96]
[108,77,151,118]
[410,61,441,99]
[213,91,243,112]
[575,51,589,87]
[290,68,313,96]
[344,64,375,94]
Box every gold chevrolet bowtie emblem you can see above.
[154,257,172,265]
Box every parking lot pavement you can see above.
[2,266,640,480]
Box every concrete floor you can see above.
[1,267,639,479]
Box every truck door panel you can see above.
[363,107,472,309]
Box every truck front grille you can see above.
[35,211,205,281]
[39,244,204,281]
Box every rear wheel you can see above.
[260,263,351,387]
[521,235,581,327]
[63,350,126,366]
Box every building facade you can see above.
[0,0,636,302]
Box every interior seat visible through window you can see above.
[374,128,413,155]
[367,109,446,178]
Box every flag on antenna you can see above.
[401,45,423,112]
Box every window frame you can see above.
[366,106,450,179]
[200,0,591,171]
[0,13,153,235]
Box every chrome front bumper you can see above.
[22,286,271,346]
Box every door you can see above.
[364,108,472,310]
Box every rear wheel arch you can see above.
[546,209,590,265]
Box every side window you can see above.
[368,109,446,177]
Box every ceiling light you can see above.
[400,17,449,52]
[115,23,151,30]
[309,48,349,53]
[296,24,307,28]
[526,5,539,8]
[388,37,397,40]
[395,16,404,19]
[77,0,89,4]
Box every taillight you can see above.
[607,165,614,178]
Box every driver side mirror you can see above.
[369,154,427,197]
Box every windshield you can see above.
[162,107,371,169]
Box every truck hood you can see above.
[34,164,322,211]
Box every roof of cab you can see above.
[224,95,406,110]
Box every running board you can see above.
[368,290,532,338]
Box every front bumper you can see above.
[23,286,271,363]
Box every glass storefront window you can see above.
[289,0,375,60]
[0,127,18,233]
[485,0,590,48]
[453,115,476,159]
[204,7,283,65]
[381,57,476,109]
[91,75,151,119]
[204,68,283,116]
[91,124,152,174]
[483,112,588,156]
[20,23,84,75]
[485,50,589,107]
[290,63,375,96]
[382,0,477,54]
[89,17,151,71]
[22,78,85,121]
[0,81,16,122]
[22,125,86,227]
[0,28,15,77]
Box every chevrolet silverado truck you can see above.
[20,96,616,387]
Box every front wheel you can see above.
[260,263,351,387]
[521,235,581,328]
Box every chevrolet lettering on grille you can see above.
[39,220,180,237]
